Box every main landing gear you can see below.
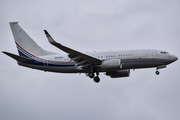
[88,72,94,78]
[94,76,100,83]
[88,72,100,83]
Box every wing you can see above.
[44,30,102,68]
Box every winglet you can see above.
[9,22,18,24]
[44,30,58,45]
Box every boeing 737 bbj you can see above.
[2,22,178,83]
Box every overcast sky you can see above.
[0,0,180,120]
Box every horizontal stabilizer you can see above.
[2,51,32,62]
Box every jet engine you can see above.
[106,69,130,78]
[101,59,122,71]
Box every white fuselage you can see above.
[18,49,177,73]
[4,22,178,82]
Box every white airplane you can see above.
[2,22,178,83]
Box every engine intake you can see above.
[106,69,130,78]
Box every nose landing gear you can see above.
[155,65,166,75]
[155,70,160,75]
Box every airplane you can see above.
[2,22,178,83]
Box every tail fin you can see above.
[9,22,55,58]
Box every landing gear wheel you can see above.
[156,71,160,75]
[94,76,100,83]
[88,72,94,78]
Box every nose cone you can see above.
[172,55,178,61]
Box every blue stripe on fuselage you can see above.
[23,58,171,68]
[122,59,171,64]
[18,49,30,58]
[17,46,75,67]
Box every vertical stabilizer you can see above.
[9,22,55,58]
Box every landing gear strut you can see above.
[93,72,100,83]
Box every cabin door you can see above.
[150,50,155,58]
[44,59,48,66]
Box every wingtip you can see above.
[44,30,48,34]
[44,30,57,44]
[9,22,18,24]
[44,30,51,38]
[2,51,7,54]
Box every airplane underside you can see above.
[18,58,171,73]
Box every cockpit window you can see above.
[160,51,169,54]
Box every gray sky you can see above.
[0,0,180,120]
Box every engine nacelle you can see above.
[106,69,130,78]
[101,59,122,71]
